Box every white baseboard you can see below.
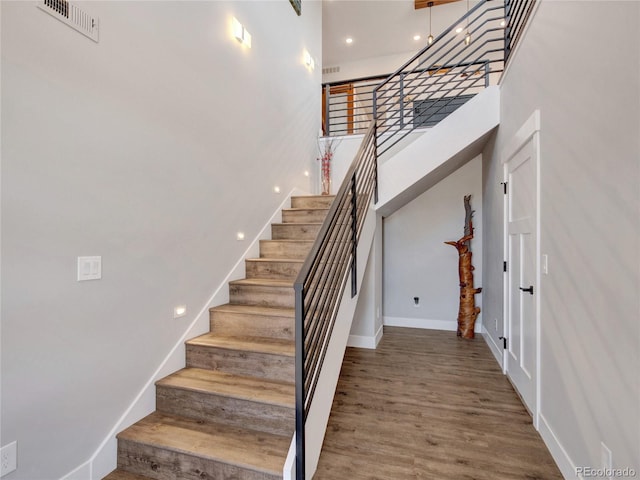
[83,188,307,480]
[538,413,576,479]
[347,324,383,349]
[383,316,483,333]
[481,327,504,370]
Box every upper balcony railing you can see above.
[373,0,506,157]
[322,0,536,157]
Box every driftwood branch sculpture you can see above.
[445,195,482,339]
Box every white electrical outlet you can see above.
[77,256,101,281]
[1,441,17,476]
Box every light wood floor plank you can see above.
[314,327,562,480]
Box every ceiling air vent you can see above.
[37,0,99,43]
[322,66,340,75]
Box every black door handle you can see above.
[519,285,534,295]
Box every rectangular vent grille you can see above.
[38,0,99,43]
[322,66,340,75]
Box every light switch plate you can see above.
[1,441,17,476]
[77,256,102,281]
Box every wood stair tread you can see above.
[117,412,289,476]
[271,222,323,226]
[246,257,304,263]
[229,278,293,287]
[283,207,329,212]
[261,239,314,243]
[187,334,294,356]
[210,303,294,318]
[157,367,294,407]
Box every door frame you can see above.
[502,110,541,429]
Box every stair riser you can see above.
[291,196,334,209]
[245,260,302,281]
[186,346,294,382]
[229,284,294,309]
[271,224,321,240]
[156,386,294,436]
[210,311,294,341]
[259,240,313,260]
[118,439,280,480]
[282,209,328,223]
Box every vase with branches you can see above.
[317,137,340,195]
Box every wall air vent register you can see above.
[37,0,99,43]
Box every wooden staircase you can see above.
[104,195,333,480]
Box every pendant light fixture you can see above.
[464,0,471,45]
[427,1,434,45]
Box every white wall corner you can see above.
[85,189,304,479]
[347,324,383,349]
[538,413,578,479]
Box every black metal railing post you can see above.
[294,281,305,480]
[373,123,379,204]
[484,61,490,88]
[350,173,358,298]
[399,73,405,129]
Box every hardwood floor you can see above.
[314,327,562,480]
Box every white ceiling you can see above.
[322,0,478,67]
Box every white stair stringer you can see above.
[376,85,500,217]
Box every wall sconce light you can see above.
[232,17,251,48]
[304,50,315,70]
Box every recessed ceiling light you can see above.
[345,37,353,44]
[456,26,463,34]
[413,35,421,41]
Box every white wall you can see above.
[383,156,482,332]
[348,213,383,348]
[483,1,640,475]
[0,1,321,478]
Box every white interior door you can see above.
[504,135,538,420]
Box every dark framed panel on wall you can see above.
[289,0,301,16]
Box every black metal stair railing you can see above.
[294,122,377,479]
